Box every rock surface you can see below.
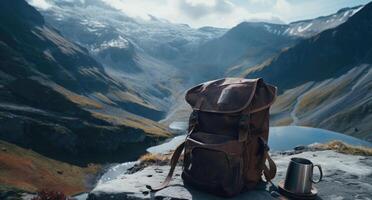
[88,150,372,200]
[88,166,274,200]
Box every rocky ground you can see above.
[87,142,372,200]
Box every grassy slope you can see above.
[42,77,170,137]
[91,112,170,137]
[270,65,372,141]
[0,140,100,196]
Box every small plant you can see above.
[315,140,372,156]
[139,152,178,165]
[31,190,71,200]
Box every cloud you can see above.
[28,0,284,27]
[178,0,234,19]
[248,16,285,24]
[175,0,285,27]
[28,0,368,28]
[101,0,176,21]
[273,0,293,19]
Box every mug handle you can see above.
[312,164,323,183]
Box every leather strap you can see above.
[263,152,277,182]
[257,136,276,182]
[146,141,185,192]
[188,110,199,133]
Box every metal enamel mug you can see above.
[284,157,323,194]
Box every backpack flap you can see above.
[248,80,277,113]
[185,78,276,114]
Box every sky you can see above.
[29,0,372,28]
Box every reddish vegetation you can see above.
[31,190,71,200]
[0,140,100,195]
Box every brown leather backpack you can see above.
[147,78,277,197]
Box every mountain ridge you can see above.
[0,0,170,165]
[244,2,372,140]
[244,1,372,91]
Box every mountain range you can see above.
[34,1,363,82]
[28,1,369,136]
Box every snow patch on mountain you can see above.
[96,36,130,51]
[285,5,363,37]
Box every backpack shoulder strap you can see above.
[146,141,185,192]
[263,153,277,182]
[258,136,277,182]
[147,108,199,192]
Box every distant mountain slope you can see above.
[271,65,372,141]
[0,0,170,164]
[285,5,363,38]
[30,0,227,108]
[245,2,372,91]
[244,2,372,141]
[189,5,362,80]
[191,22,296,80]
[223,6,363,77]
[38,0,225,61]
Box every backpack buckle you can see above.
[258,136,270,154]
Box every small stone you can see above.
[294,145,306,151]
[57,170,63,175]
[1,147,6,152]
[285,151,295,155]
[147,174,153,177]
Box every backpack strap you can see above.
[146,108,204,192]
[188,110,199,133]
[238,110,250,142]
[258,137,277,182]
[263,153,277,182]
[146,141,185,192]
[188,99,202,133]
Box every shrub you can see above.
[31,190,71,200]
[315,140,372,156]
